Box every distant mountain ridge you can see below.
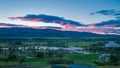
[0,28,108,38]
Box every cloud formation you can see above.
[9,14,83,26]
[0,23,22,26]
[91,9,120,19]
[95,20,120,26]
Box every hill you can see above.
[0,28,106,38]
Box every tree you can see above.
[8,54,17,61]
[36,52,44,58]
[19,56,25,64]
[110,54,119,63]
[14,41,22,45]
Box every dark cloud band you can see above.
[95,20,120,26]
[9,14,83,26]
[91,9,120,19]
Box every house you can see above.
[99,54,110,61]
[104,41,120,47]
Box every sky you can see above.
[0,0,120,26]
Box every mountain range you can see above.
[0,19,120,37]
[0,28,117,38]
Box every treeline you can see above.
[1,37,120,47]
[0,45,73,64]
[0,37,119,42]
[88,42,120,54]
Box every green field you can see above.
[65,54,100,65]
[0,54,99,66]
[0,37,108,47]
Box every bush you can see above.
[49,57,74,64]
[93,60,120,66]
[35,52,44,58]
[110,54,119,63]
[8,54,17,61]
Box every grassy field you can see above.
[0,54,99,66]
[65,54,100,65]
[25,58,50,64]
[0,53,120,68]
[0,37,107,47]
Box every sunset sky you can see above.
[0,0,120,26]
